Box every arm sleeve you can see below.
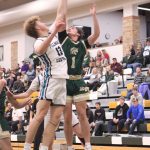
[58,30,68,44]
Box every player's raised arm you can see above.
[87,4,100,45]
[56,0,67,21]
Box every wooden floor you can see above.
[12,139,150,150]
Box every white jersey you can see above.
[34,33,68,79]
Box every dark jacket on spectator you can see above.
[122,55,136,65]
[94,108,105,122]
[134,51,143,64]
[111,62,123,75]
[114,103,129,120]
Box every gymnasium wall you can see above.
[72,12,147,44]
[0,23,25,68]
[0,11,147,69]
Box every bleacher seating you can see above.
[10,67,150,147]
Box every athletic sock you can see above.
[85,143,92,150]
[24,143,32,150]
[39,145,48,150]
[67,146,73,150]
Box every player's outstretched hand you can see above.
[55,19,66,32]
[90,4,96,15]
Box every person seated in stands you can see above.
[87,67,101,91]
[139,67,150,100]
[108,97,129,133]
[122,51,135,69]
[95,50,102,62]
[97,66,114,95]
[129,44,136,55]
[7,72,15,91]
[127,44,143,75]
[21,61,29,73]
[125,98,145,135]
[92,102,105,136]
[130,87,143,106]
[143,39,150,67]
[134,67,145,87]
[12,74,25,94]
[26,64,35,85]
[110,58,123,75]
[10,107,24,134]
[126,84,138,100]
[101,49,110,65]
[4,102,13,128]
[83,59,96,80]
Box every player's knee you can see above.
[35,111,47,122]
[77,111,86,120]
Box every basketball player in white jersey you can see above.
[23,0,68,150]
[8,73,85,149]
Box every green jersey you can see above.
[0,90,6,116]
[59,31,90,75]
[0,89,9,131]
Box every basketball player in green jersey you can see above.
[59,5,100,150]
[0,79,31,150]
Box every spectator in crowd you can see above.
[14,63,21,76]
[21,61,29,73]
[26,64,35,84]
[127,45,143,75]
[129,44,136,55]
[83,60,96,80]
[92,102,105,136]
[101,49,110,65]
[95,50,103,62]
[130,87,143,106]
[139,67,150,100]
[5,102,13,125]
[11,107,24,134]
[125,98,145,135]
[110,58,123,75]
[143,39,150,67]
[87,67,101,91]
[134,67,145,87]
[7,72,16,91]
[12,74,25,94]
[126,84,138,100]
[108,97,129,133]
[98,66,114,95]
[122,51,135,69]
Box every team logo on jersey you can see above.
[70,47,78,55]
